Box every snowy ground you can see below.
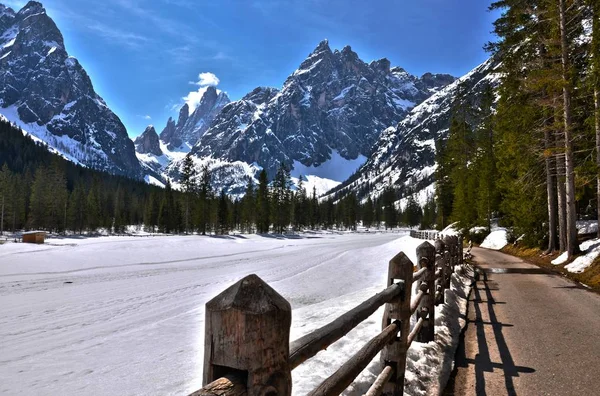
[0,232,470,395]
[577,220,598,235]
[480,228,508,250]
[551,237,600,273]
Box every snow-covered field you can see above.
[0,232,470,395]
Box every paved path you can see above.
[444,247,600,396]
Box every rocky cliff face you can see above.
[134,126,162,156]
[159,87,230,150]
[325,56,502,202]
[0,1,142,178]
[187,40,455,178]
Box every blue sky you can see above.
[4,0,498,137]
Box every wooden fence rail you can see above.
[191,232,463,396]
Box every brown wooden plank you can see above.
[307,321,401,396]
[289,282,403,369]
[189,375,247,396]
[364,365,394,396]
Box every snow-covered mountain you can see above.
[189,40,455,178]
[0,1,142,179]
[325,56,502,205]
[159,86,230,151]
[153,40,455,194]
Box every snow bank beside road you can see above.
[480,228,508,250]
[551,238,600,273]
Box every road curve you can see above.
[444,247,600,396]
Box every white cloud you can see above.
[144,115,152,120]
[184,72,220,112]
[191,72,220,87]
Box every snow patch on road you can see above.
[480,228,508,250]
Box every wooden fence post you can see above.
[381,252,413,395]
[453,236,459,269]
[416,241,436,343]
[203,274,292,396]
[459,235,464,265]
[442,236,453,288]
[434,239,446,305]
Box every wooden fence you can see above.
[191,233,463,396]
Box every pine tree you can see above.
[256,169,270,234]
[271,164,292,234]
[240,177,256,233]
[217,189,229,235]
[404,195,422,228]
[181,154,197,233]
[68,182,87,234]
[197,165,212,235]
[363,196,375,229]
[382,185,397,229]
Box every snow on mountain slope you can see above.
[326,56,502,203]
[158,41,455,194]
[0,1,142,179]
[187,41,455,179]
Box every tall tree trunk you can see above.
[596,87,600,238]
[558,0,579,257]
[557,151,568,252]
[545,128,558,253]
[593,1,600,239]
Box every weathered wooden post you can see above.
[453,236,459,269]
[434,239,446,305]
[416,241,436,343]
[202,274,292,396]
[381,252,413,395]
[442,236,453,288]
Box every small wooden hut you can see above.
[22,231,46,244]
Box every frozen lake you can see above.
[1,232,419,395]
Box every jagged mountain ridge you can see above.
[159,86,230,150]
[325,56,502,204]
[0,1,142,179]
[134,125,162,156]
[184,40,456,179]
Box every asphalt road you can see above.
[444,247,600,396]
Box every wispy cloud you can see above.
[56,7,152,50]
[143,115,152,120]
[86,22,151,49]
[111,0,220,44]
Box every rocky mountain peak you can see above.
[242,86,279,104]
[157,87,230,151]
[184,40,457,183]
[313,39,331,54]
[371,58,391,74]
[0,5,15,32]
[0,1,142,178]
[17,1,45,17]
[135,125,162,156]
[177,103,189,127]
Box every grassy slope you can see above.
[500,244,600,292]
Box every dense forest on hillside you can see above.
[0,119,428,235]
[436,0,599,258]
